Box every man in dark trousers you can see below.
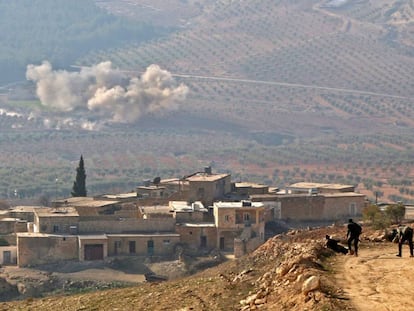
[326,235,348,254]
[347,218,362,256]
[392,225,414,257]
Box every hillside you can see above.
[1,0,414,203]
[1,223,413,310]
[0,0,166,84]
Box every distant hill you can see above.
[0,0,167,84]
[1,0,414,203]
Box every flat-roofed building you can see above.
[233,182,269,196]
[186,168,232,206]
[17,232,79,266]
[213,201,265,257]
[287,182,355,194]
[34,207,79,234]
[169,201,208,223]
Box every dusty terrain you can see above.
[335,243,414,311]
[0,223,413,310]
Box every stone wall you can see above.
[78,218,176,234]
[36,216,79,234]
[0,220,28,234]
[107,234,180,257]
[17,234,78,267]
[279,196,325,221]
[175,211,205,223]
[323,195,365,219]
[218,230,241,251]
[175,225,217,250]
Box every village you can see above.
[0,166,368,267]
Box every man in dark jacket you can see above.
[392,226,414,257]
[326,235,348,254]
[347,219,362,256]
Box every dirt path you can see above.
[334,242,414,311]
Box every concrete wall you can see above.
[278,194,365,221]
[217,230,241,251]
[36,216,79,234]
[0,220,28,234]
[279,195,325,221]
[8,211,35,222]
[175,211,205,223]
[214,208,236,228]
[175,225,217,250]
[2,235,16,246]
[17,235,78,267]
[323,195,365,219]
[107,234,180,257]
[78,218,176,234]
[215,207,264,230]
[0,221,19,234]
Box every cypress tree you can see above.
[71,155,87,197]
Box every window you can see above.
[163,240,170,244]
[224,215,230,222]
[53,225,59,233]
[243,213,250,221]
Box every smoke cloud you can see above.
[26,61,189,124]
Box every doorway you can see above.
[84,244,103,260]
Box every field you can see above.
[1,0,414,203]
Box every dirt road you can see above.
[335,242,414,311]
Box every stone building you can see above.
[0,246,17,265]
[186,168,232,206]
[17,233,78,266]
[213,201,265,257]
[34,207,79,234]
[251,182,366,222]
[287,182,355,194]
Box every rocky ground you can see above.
[0,222,413,310]
[0,253,224,303]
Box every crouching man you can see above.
[391,226,414,257]
[326,235,348,255]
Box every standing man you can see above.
[392,225,414,257]
[347,218,362,256]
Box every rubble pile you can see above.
[235,227,348,310]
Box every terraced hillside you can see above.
[86,0,414,142]
[1,0,414,203]
[83,0,414,201]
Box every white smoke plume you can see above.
[26,61,189,124]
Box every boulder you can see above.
[301,275,320,295]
